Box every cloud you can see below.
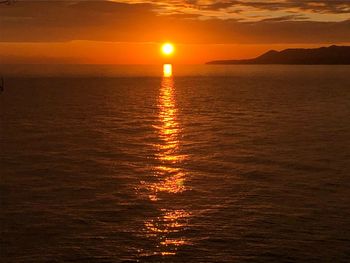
[115,0,350,19]
[0,0,349,44]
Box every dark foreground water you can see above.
[1,65,350,262]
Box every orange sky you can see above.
[0,41,337,64]
[0,1,349,64]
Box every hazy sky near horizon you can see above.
[0,0,349,64]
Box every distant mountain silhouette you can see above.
[207,45,350,65]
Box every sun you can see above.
[161,43,174,56]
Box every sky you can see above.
[0,0,349,64]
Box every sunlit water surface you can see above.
[1,65,350,262]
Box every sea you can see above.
[1,64,350,262]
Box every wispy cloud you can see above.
[114,0,350,22]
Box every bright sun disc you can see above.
[162,43,174,56]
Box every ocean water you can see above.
[1,65,350,262]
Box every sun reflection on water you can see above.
[151,65,186,197]
[141,64,191,257]
[163,64,172,77]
